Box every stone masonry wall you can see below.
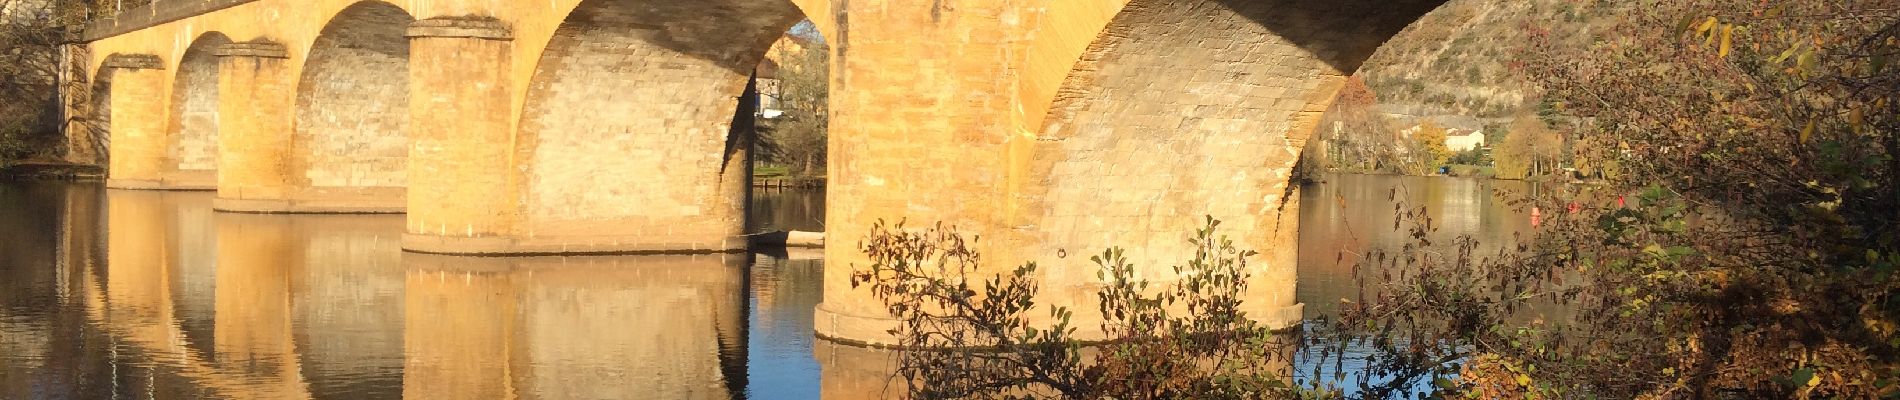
[1020,0,1448,329]
[514,0,800,242]
[293,2,411,190]
[169,36,227,173]
[107,66,167,184]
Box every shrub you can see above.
[850,218,1321,399]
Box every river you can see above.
[0,173,1536,398]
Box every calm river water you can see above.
[0,173,1533,399]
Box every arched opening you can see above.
[1023,0,1446,326]
[514,0,810,248]
[292,1,413,208]
[165,32,231,187]
[747,22,830,234]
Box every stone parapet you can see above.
[82,0,258,42]
[406,18,512,40]
[214,42,288,58]
[101,54,162,70]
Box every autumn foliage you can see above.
[1322,0,1900,398]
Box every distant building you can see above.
[1399,116,1488,152]
[756,57,786,119]
[1445,129,1485,151]
[755,30,821,120]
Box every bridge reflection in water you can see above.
[1,183,899,399]
[4,174,1527,398]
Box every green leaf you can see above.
[1674,15,1699,37]
[1790,368,1816,388]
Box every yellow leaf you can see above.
[1800,120,1815,143]
[1697,16,1718,34]
[1774,42,1801,64]
[1719,26,1734,58]
[1851,108,1865,133]
[1806,373,1820,387]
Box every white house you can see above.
[1446,129,1485,151]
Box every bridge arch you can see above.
[1017,0,1448,330]
[506,0,814,251]
[164,32,232,189]
[811,0,1450,345]
[290,1,415,212]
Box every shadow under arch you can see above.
[289,0,415,213]
[509,0,818,251]
[164,32,233,189]
[82,62,116,169]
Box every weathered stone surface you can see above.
[166,34,228,183]
[105,64,171,189]
[405,17,511,39]
[214,42,289,58]
[404,16,518,250]
[101,54,162,70]
[291,2,412,210]
[216,40,297,208]
[511,0,796,254]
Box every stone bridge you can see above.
[69,0,1447,345]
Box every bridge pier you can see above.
[210,42,302,213]
[102,55,200,190]
[812,0,1030,344]
[400,18,526,254]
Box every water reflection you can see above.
[1296,173,1537,316]
[0,183,840,399]
[2,176,1538,398]
[747,188,825,233]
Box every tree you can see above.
[1410,120,1452,168]
[1492,109,1565,179]
[0,0,150,166]
[758,21,828,179]
[1315,75,1406,174]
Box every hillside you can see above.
[1353,0,1609,119]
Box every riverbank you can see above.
[753,177,825,189]
[1312,167,1599,184]
[0,161,103,181]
